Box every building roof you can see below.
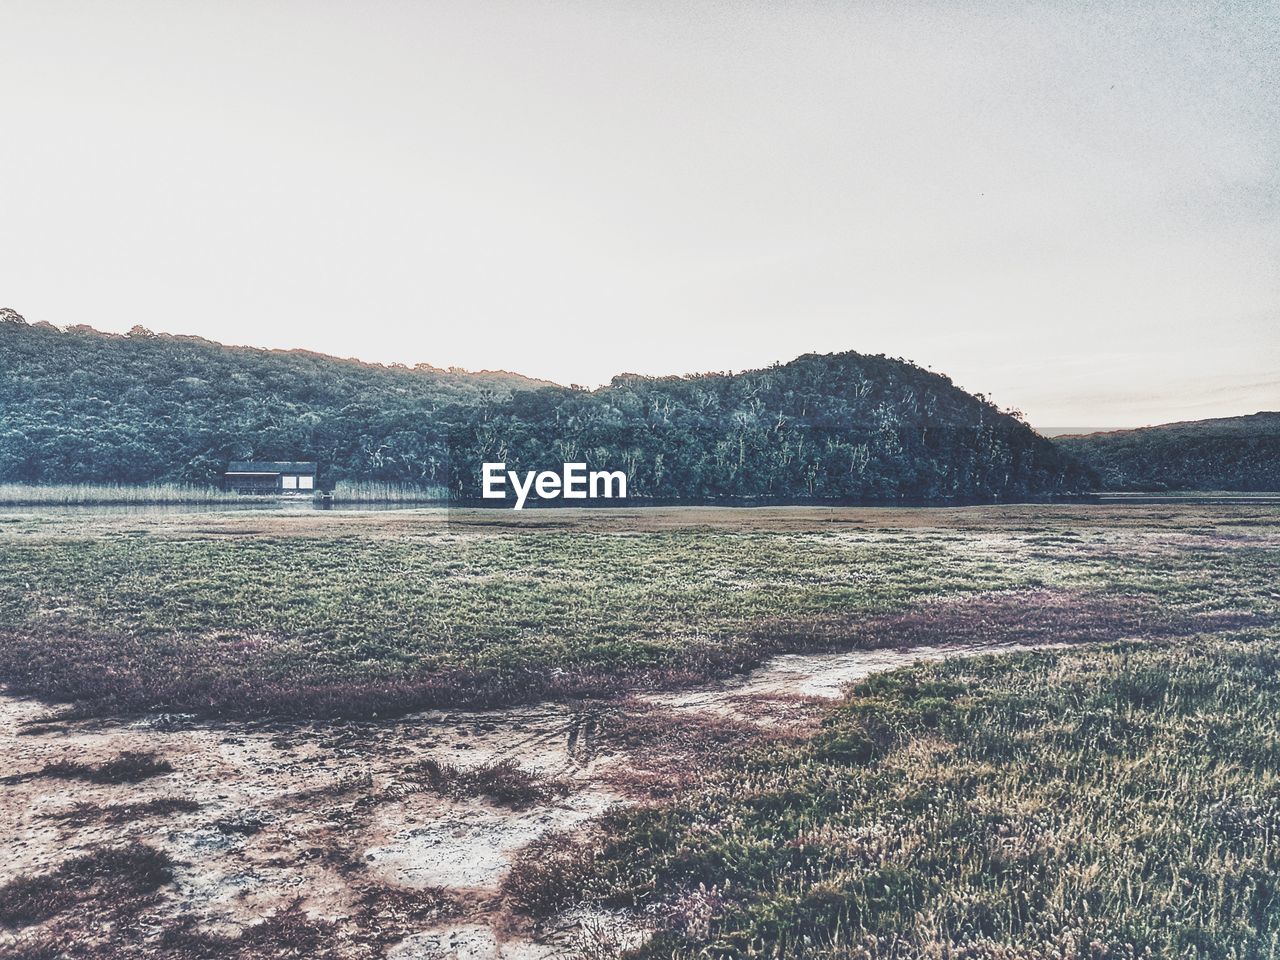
[226,461,317,474]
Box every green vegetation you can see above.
[0,506,1275,718]
[0,315,1090,499]
[1,505,1277,956]
[513,638,1280,958]
[0,482,241,506]
[329,480,450,502]
[1055,412,1280,491]
[0,479,449,505]
[0,516,1035,716]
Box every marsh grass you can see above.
[0,586,1261,721]
[0,482,240,506]
[1,507,1278,956]
[601,701,803,798]
[329,480,448,502]
[504,828,605,917]
[510,638,1280,958]
[0,508,1275,720]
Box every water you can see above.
[2,491,1274,517]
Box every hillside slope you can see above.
[1053,413,1280,491]
[0,312,1093,500]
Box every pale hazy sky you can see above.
[2,1,1277,426]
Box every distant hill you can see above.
[1036,427,1127,438]
[1053,413,1280,491]
[0,311,1093,500]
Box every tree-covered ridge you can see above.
[0,312,1093,499]
[0,312,542,488]
[1053,413,1280,491]
[477,357,1092,500]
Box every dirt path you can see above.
[0,638,1060,958]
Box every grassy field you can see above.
[0,505,1276,718]
[510,637,1280,958]
[0,505,1278,957]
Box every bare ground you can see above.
[0,643,1028,956]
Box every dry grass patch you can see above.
[398,757,571,809]
[42,796,201,826]
[0,842,171,931]
[4,750,173,785]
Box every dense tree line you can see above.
[1053,414,1280,491]
[0,311,1094,500]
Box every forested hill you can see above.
[0,312,1093,500]
[1053,413,1280,491]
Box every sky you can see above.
[1,0,1277,428]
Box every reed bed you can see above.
[0,480,452,506]
[328,480,448,503]
[0,482,241,506]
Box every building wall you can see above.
[226,473,316,493]
[226,475,280,494]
